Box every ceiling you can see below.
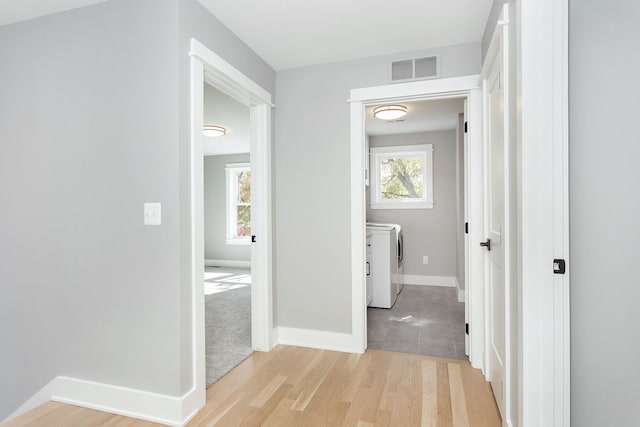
[0,0,107,27]
[203,83,250,156]
[366,98,465,136]
[197,0,494,70]
[0,1,494,71]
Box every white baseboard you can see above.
[205,259,251,268]
[455,277,466,303]
[276,327,353,353]
[5,377,200,427]
[402,274,457,287]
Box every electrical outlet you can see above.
[423,256,429,264]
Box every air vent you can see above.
[390,55,440,83]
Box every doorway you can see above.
[364,98,468,359]
[349,76,485,370]
[202,83,253,386]
[189,39,274,404]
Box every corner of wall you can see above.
[4,377,200,427]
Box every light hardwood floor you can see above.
[3,345,500,427]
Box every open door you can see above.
[481,4,513,421]
[484,52,506,417]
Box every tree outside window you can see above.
[370,144,434,209]
[226,163,251,244]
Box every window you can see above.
[225,163,251,244]
[370,144,434,209]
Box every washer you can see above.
[366,223,402,308]
[367,222,404,295]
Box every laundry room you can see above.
[364,98,468,360]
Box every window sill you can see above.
[226,238,251,246]
[371,201,434,210]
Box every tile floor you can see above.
[367,285,467,360]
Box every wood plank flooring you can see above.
[3,345,500,427]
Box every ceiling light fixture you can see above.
[373,104,408,121]
[203,124,227,137]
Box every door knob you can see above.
[480,238,491,251]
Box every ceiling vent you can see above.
[390,55,440,83]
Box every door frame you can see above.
[189,38,274,407]
[518,0,570,425]
[349,75,486,369]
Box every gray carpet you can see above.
[204,267,252,387]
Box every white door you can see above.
[483,24,510,420]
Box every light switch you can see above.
[144,203,161,225]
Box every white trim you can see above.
[401,274,456,287]
[456,278,466,303]
[519,0,570,425]
[466,89,484,371]
[4,377,198,427]
[189,38,275,421]
[350,100,367,354]
[350,75,481,102]
[204,259,251,268]
[188,51,206,415]
[191,39,273,108]
[350,75,484,364]
[276,327,353,353]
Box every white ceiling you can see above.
[203,83,250,156]
[0,1,493,71]
[366,98,464,136]
[197,0,494,70]
[0,0,107,27]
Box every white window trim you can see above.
[370,144,434,209]
[225,162,251,245]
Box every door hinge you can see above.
[251,235,257,243]
[465,222,469,234]
[464,121,468,133]
[465,323,469,335]
[553,259,566,274]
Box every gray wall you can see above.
[177,0,276,393]
[274,43,479,334]
[570,1,640,425]
[455,114,465,290]
[204,154,251,261]
[366,131,458,278]
[0,0,276,418]
[0,0,181,419]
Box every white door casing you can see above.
[463,98,470,356]
[518,0,570,425]
[189,38,274,412]
[349,76,485,369]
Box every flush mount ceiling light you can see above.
[373,104,408,121]
[203,124,227,137]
